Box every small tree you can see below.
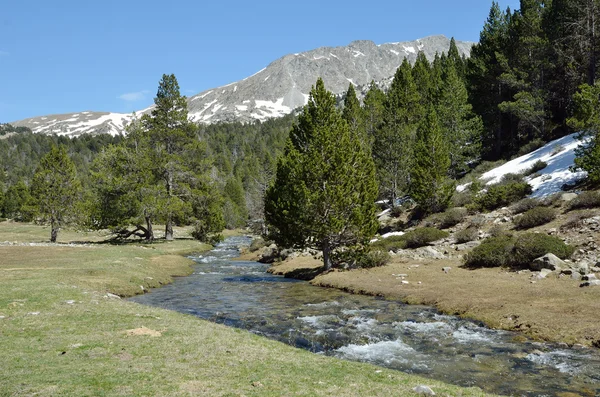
[569,83,600,185]
[30,146,81,242]
[265,78,378,270]
[409,107,454,214]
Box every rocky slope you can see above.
[12,35,473,137]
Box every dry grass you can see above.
[311,257,600,346]
[0,222,495,397]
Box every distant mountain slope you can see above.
[12,35,473,137]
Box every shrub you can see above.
[569,191,600,210]
[517,138,545,156]
[511,233,574,267]
[513,207,556,229]
[488,224,508,237]
[439,207,468,229]
[451,190,473,207]
[476,181,533,211]
[523,160,547,176]
[455,226,479,243]
[370,235,407,252]
[361,249,391,268]
[468,215,487,228]
[463,233,573,268]
[463,235,514,268]
[560,210,595,230]
[541,192,562,207]
[402,227,449,248]
[511,198,542,214]
[333,246,390,269]
[390,206,404,218]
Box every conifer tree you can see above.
[412,52,434,106]
[30,146,81,242]
[142,74,213,240]
[265,78,378,270]
[409,107,454,214]
[438,61,483,178]
[362,81,385,145]
[342,83,363,137]
[373,59,422,205]
[569,83,600,185]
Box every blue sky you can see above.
[0,0,520,122]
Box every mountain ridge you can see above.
[12,35,474,137]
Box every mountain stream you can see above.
[129,236,600,396]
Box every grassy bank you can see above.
[310,257,600,347]
[0,222,494,397]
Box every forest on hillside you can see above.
[2,0,600,247]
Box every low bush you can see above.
[454,226,479,244]
[560,210,595,230]
[463,233,573,268]
[488,224,508,237]
[516,138,545,156]
[333,246,390,269]
[513,206,556,229]
[402,227,449,248]
[451,190,473,207]
[370,235,407,252]
[439,207,468,229]
[511,198,542,214]
[569,191,600,210]
[463,235,514,268]
[468,214,487,228]
[541,192,563,207]
[512,233,574,267]
[523,160,547,176]
[476,181,533,211]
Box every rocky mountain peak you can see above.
[12,35,474,137]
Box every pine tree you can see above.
[265,78,378,270]
[142,74,213,240]
[438,61,483,178]
[412,52,434,106]
[409,107,454,214]
[569,83,600,185]
[30,146,81,242]
[373,59,422,205]
[342,83,363,137]
[362,81,385,145]
[468,2,514,159]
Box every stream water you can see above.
[129,236,600,396]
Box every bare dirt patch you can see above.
[125,327,163,337]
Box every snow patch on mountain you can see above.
[458,133,588,198]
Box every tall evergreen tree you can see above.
[265,78,378,270]
[373,59,422,205]
[342,83,363,137]
[569,83,600,185]
[30,146,81,242]
[468,2,514,159]
[362,81,386,145]
[142,74,211,240]
[409,107,454,214]
[438,61,483,177]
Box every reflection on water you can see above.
[130,236,600,396]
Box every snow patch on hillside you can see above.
[459,133,588,198]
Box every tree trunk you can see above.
[145,216,154,242]
[322,239,332,271]
[50,225,58,243]
[165,220,173,241]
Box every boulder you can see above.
[571,260,591,275]
[582,274,598,281]
[442,266,452,274]
[580,280,600,287]
[560,193,578,202]
[531,253,566,271]
[412,385,436,396]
